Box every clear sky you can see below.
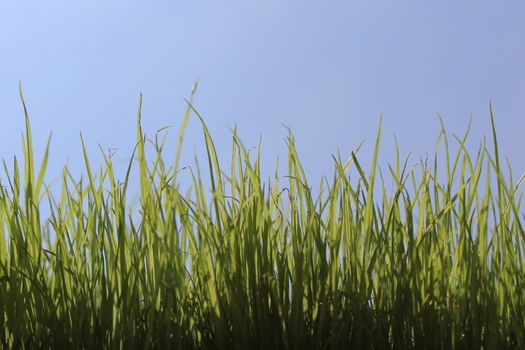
[1,1,524,195]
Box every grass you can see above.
[0,86,524,349]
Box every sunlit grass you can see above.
[0,85,524,349]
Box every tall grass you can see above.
[0,87,524,349]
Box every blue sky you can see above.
[1,1,524,195]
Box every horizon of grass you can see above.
[0,86,524,349]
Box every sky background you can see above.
[1,1,524,198]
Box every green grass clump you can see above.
[0,87,524,349]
